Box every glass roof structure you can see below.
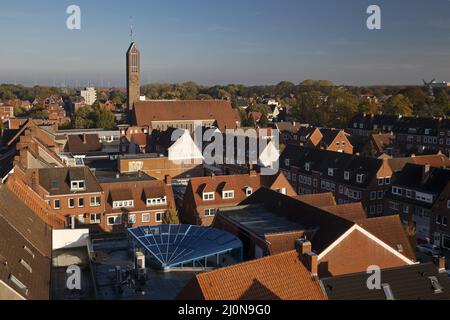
[128,225,243,270]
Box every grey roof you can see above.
[322,263,450,300]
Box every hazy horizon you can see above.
[1,0,450,87]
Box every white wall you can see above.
[52,229,90,251]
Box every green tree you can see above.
[358,100,381,114]
[95,108,116,129]
[259,113,269,127]
[383,94,413,116]
[74,105,95,129]
[163,202,180,225]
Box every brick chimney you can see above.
[296,239,318,275]
[438,256,446,273]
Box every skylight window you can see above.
[382,283,395,300]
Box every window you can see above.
[68,198,75,209]
[437,215,442,225]
[447,200,450,209]
[344,171,350,181]
[78,198,84,208]
[78,214,85,224]
[385,177,391,185]
[377,204,383,214]
[392,187,402,196]
[20,259,32,273]
[128,214,136,224]
[155,212,163,223]
[443,217,448,227]
[378,178,384,186]
[378,190,384,200]
[328,168,334,177]
[305,163,310,171]
[9,274,28,296]
[203,192,214,201]
[113,200,134,209]
[147,197,167,206]
[356,174,364,184]
[142,213,150,223]
[54,199,61,210]
[205,208,216,216]
[406,190,412,198]
[90,196,101,206]
[70,180,85,191]
[90,213,101,224]
[285,159,290,167]
[51,180,58,190]
[370,192,377,201]
[107,215,122,226]
[246,187,253,196]
[403,205,409,214]
[223,191,235,199]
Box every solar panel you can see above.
[128,225,242,269]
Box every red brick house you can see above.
[294,126,354,154]
[182,172,296,226]
[99,175,175,233]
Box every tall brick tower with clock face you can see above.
[126,41,140,111]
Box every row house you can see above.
[293,126,354,154]
[30,167,106,232]
[181,171,296,226]
[348,114,450,155]
[0,104,14,122]
[280,145,393,216]
[99,175,175,233]
[431,182,450,251]
[385,163,450,244]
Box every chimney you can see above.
[296,239,312,255]
[438,256,446,273]
[422,164,431,183]
[249,170,257,177]
[305,252,318,276]
[82,134,87,144]
[165,175,172,185]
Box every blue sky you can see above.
[1,0,450,86]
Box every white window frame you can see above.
[344,171,350,181]
[68,198,75,209]
[155,212,163,223]
[203,192,215,201]
[128,214,136,224]
[223,190,235,199]
[142,213,151,223]
[107,215,122,226]
[71,180,85,191]
[54,199,61,210]
[205,208,216,216]
[90,213,101,224]
[246,187,253,196]
[113,200,134,209]
[356,174,364,184]
[90,196,101,207]
[147,197,167,206]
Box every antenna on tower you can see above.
[130,16,134,42]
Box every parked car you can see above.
[416,244,442,256]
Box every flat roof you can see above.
[95,171,156,183]
[128,225,242,270]
[219,205,305,237]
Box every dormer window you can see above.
[328,168,334,177]
[223,191,235,199]
[113,200,134,209]
[356,174,364,184]
[51,180,58,190]
[71,180,85,191]
[245,187,253,197]
[203,192,215,201]
[344,171,350,181]
[147,196,167,206]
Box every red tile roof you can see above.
[294,193,336,208]
[177,250,327,300]
[133,100,241,131]
[322,203,367,222]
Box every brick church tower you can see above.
[126,41,140,111]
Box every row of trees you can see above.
[72,105,116,129]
